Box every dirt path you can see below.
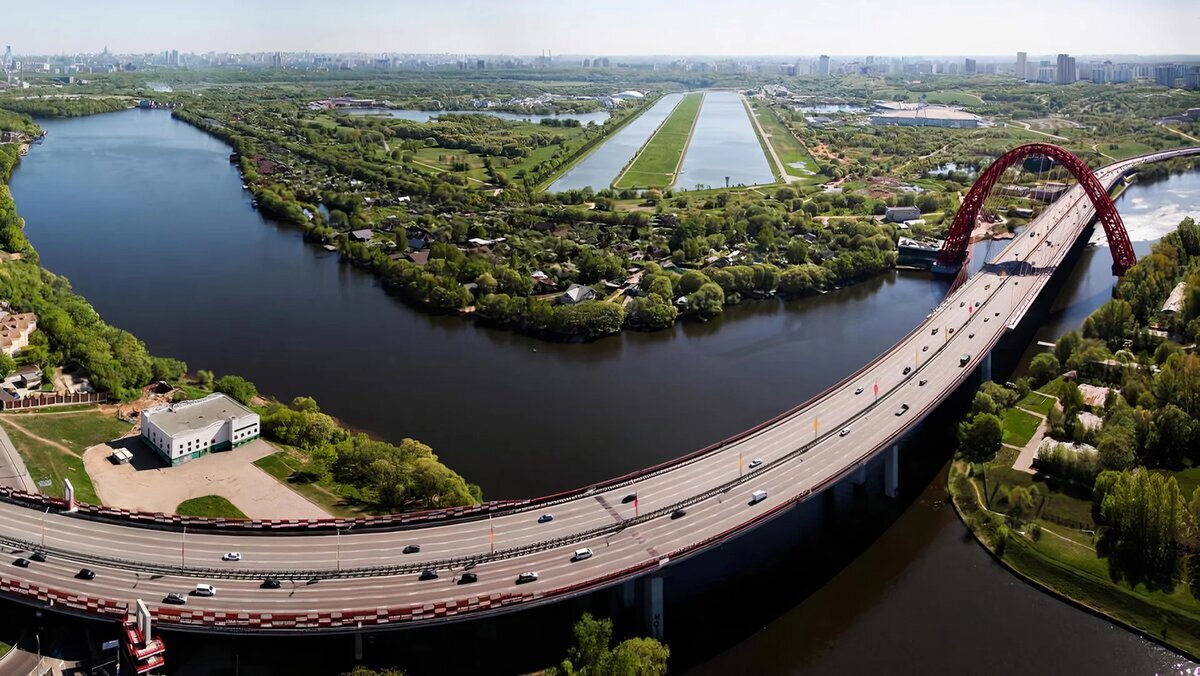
[1162,124,1200,144]
[1090,143,1116,161]
[0,416,78,458]
[1006,121,1069,142]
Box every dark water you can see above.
[9,109,1197,673]
[343,107,611,126]
[676,90,775,190]
[549,93,683,192]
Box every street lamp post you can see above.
[40,507,48,549]
[181,526,186,567]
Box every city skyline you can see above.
[8,0,1200,57]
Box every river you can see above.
[343,107,611,126]
[9,109,1199,673]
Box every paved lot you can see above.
[82,438,330,519]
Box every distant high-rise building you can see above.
[1155,64,1177,87]
[1056,53,1076,84]
[817,55,830,76]
[2,45,11,71]
[964,58,977,75]
[1016,51,1027,81]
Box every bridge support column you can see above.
[621,578,636,609]
[643,574,664,641]
[981,351,992,384]
[850,464,867,487]
[354,626,363,661]
[885,445,900,499]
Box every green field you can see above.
[1016,390,1057,416]
[614,93,703,189]
[751,101,825,184]
[175,495,247,518]
[2,410,130,455]
[0,418,99,503]
[1001,407,1042,447]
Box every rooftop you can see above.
[142,393,256,437]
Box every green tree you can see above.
[291,396,320,413]
[686,282,725,320]
[610,637,670,676]
[1028,353,1060,387]
[215,375,258,404]
[1082,299,1136,351]
[958,412,1003,461]
[0,354,15,380]
[549,613,669,676]
[196,369,214,389]
[149,357,187,382]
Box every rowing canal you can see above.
[9,108,1200,673]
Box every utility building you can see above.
[140,393,260,466]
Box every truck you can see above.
[749,490,768,505]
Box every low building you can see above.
[884,206,921,223]
[349,229,374,242]
[558,283,598,305]
[0,312,37,356]
[1162,281,1187,314]
[870,104,981,128]
[139,393,260,466]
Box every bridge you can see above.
[0,145,1196,645]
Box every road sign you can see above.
[101,639,119,651]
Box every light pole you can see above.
[40,507,48,549]
[336,527,341,573]
[181,526,186,567]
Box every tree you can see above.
[686,283,725,320]
[610,637,670,676]
[1147,404,1195,468]
[1083,299,1136,351]
[677,270,710,295]
[291,396,320,413]
[958,412,1003,461]
[150,357,187,382]
[1055,331,1081,366]
[196,369,214,389]
[0,354,15,380]
[215,375,258,404]
[1006,485,1034,523]
[549,613,669,676]
[1028,353,1060,387]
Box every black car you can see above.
[671,508,687,520]
[30,551,47,562]
[902,366,912,375]
[458,572,478,585]
[12,558,29,568]
[261,578,281,589]
[919,379,928,387]
[403,544,421,554]
[895,404,910,416]
[419,569,438,581]
[621,494,637,504]
[77,568,95,580]
[164,593,187,605]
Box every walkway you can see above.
[742,94,798,185]
[1010,404,1055,475]
[0,419,35,492]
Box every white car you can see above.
[222,552,241,562]
[572,548,593,562]
[839,427,851,437]
[194,584,217,597]
[748,458,763,469]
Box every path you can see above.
[0,416,78,458]
[742,94,799,185]
[1090,143,1116,162]
[0,419,34,492]
[1162,124,1200,144]
[1010,406,1052,475]
[964,464,1095,552]
[1005,121,1069,142]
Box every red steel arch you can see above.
[935,143,1136,275]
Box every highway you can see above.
[0,146,1197,632]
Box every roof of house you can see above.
[405,251,430,265]
[350,229,374,241]
[1162,281,1187,313]
[560,284,596,304]
[141,393,257,437]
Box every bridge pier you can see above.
[980,351,993,383]
[850,464,867,488]
[643,574,664,641]
[884,444,900,498]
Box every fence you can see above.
[2,392,107,411]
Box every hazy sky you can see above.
[10,0,1199,57]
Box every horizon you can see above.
[6,0,1198,58]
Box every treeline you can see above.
[0,97,130,118]
[260,395,481,510]
[0,108,40,136]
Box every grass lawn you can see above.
[0,420,99,503]
[254,450,368,518]
[1001,408,1042,447]
[614,93,701,189]
[175,495,247,519]
[750,101,824,184]
[3,409,131,455]
[1017,390,1057,416]
[0,641,9,659]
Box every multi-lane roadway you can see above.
[0,147,1197,632]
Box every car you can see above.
[1029,230,1037,237]
[974,301,981,308]
[839,427,851,437]
[77,568,95,580]
[458,572,478,585]
[994,311,1000,317]
[902,366,911,375]
[261,578,281,589]
[895,404,910,416]
[959,353,971,367]
[12,558,29,568]
[948,327,955,334]
[984,317,989,322]
[194,584,217,597]
[621,494,637,504]
[922,345,929,352]
[572,548,593,562]
[164,593,187,605]
[419,569,439,581]
[959,301,965,307]
[968,332,975,339]
[919,379,928,386]
[516,572,539,584]
[749,490,768,505]
[748,458,763,469]
[854,386,864,395]
[30,551,47,562]
[671,508,687,520]
[931,328,938,335]
[985,284,991,290]
[403,544,421,554]
[222,552,241,562]
[537,514,554,524]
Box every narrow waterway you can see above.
[9,109,1199,672]
[549,93,683,192]
[675,90,775,190]
[344,108,611,126]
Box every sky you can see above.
[9,0,1200,57]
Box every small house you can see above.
[558,284,598,305]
